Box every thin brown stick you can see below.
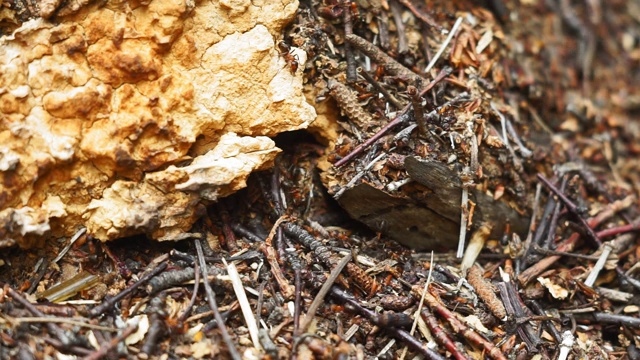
[195,239,241,360]
[297,253,352,335]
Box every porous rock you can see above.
[0,0,316,247]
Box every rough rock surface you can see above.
[0,0,316,247]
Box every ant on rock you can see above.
[277,40,299,75]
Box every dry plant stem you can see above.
[297,253,352,335]
[345,34,422,83]
[420,290,508,360]
[294,269,302,334]
[141,292,167,356]
[334,67,451,167]
[82,323,137,360]
[596,222,640,238]
[358,67,404,108]
[395,0,443,31]
[421,308,472,360]
[217,202,238,252]
[43,338,92,357]
[467,265,506,320]
[195,239,241,360]
[6,287,73,347]
[528,300,562,343]
[592,312,640,328]
[177,261,200,323]
[343,0,357,83]
[389,1,408,54]
[425,17,463,72]
[224,258,261,350]
[377,8,390,50]
[89,261,168,317]
[262,216,295,299]
[495,281,540,351]
[537,174,602,247]
[330,286,446,360]
[408,86,427,137]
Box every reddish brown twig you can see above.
[413,286,508,360]
[421,307,472,360]
[395,0,443,31]
[334,67,452,167]
[596,222,640,239]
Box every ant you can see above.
[277,40,299,75]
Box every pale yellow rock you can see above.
[0,0,315,247]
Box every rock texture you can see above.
[0,0,316,247]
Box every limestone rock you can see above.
[0,0,316,247]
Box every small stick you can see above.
[358,67,404,108]
[343,0,357,83]
[346,34,422,83]
[407,86,428,137]
[177,261,200,323]
[421,308,472,360]
[413,287,507,360]
[424,17,463,73]
[457,187,470,258]
[297,253,352,335]
[195,239,241,360]
[596,222,640,238]
[377,8,391,50]
[141,292,167,357]
[224,258,261,350]
[89,261,168,317]
[541,177,567,249]
[333,67,452,167]
[557,331,574,360]
[217,202,238,251]
[584,244,613,287]
[262,216,295,299]
[537,174,602,247]
[528,300,562,343]
[592,312,640,328]
[81,323,138,360]
[395,0,443,31]
[389,0,409,54]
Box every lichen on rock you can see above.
[0,0,315,247]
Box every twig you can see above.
[195,239,241,360]
[262,215,295,299]
[395,0,443,31]
[177,261,200,323]
[457,187,470,258]
[557,331,574,360]
[346,34,422,83]
[421,308,472,360]
[424,17,463,73]
[584,244,613,287]
[89,261,168,317]
[217,202,238,251]
[343,0,357,83]
[358,67,404,108]
[297,253,352,335]
[224,258,261,350]
[389,0,408,54]
[141,292,167,357]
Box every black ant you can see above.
[277,40,299,75]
